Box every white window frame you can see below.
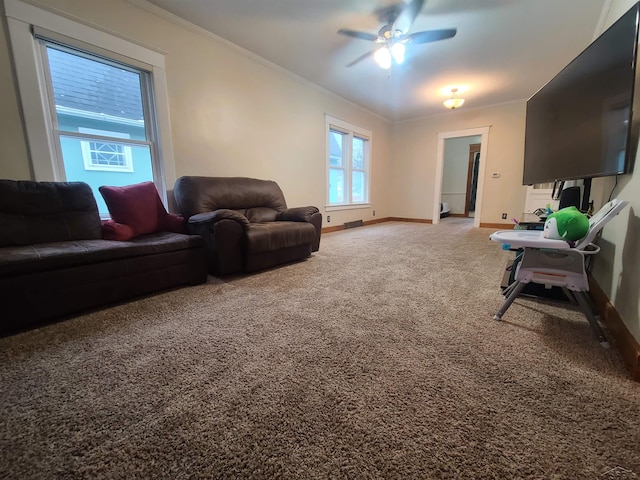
[4,0,176,203]
[78,128,134,172]
[325,115,371,209]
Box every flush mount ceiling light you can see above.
[443,88,465,109]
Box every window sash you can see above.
[32,25,153,72]
[32,37,162,216]
[326,119,370,206]
[39,40,159,172]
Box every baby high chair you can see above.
[489,199,629,347]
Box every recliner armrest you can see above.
[188,209,250,228]
[185,209,246,276]
[276,206,320,223]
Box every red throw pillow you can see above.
[99,182,170,238]
[101,220,134,241]
[164,213,187,234]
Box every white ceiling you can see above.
[143,0,608,122]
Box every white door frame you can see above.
[433,126,490,227]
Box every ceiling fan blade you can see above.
[393,0,425,34]
[337,29,379,42]
[406,28,457,44]
[346,49,376,67]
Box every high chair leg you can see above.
[493,281,527,321]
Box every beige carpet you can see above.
[1,219,639,479]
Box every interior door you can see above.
[464,143,481,217]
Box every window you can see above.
[326,116,371,207]
[5,0,176,216]
[40,44,155,214]
[79,128,133,172]
[81,141,133,171]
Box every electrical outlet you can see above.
[327,215,330,223]
[373,210,376,216]
[501,213,508,220]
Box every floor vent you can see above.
[344,220,364,229]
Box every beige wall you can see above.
[589,0,640,342]
[390,101,527,223]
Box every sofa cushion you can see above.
[99,182,186,238]
[245,221,317,254]
[0,180,102,247]
[0,232,203,277]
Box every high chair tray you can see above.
[489,230,572,249]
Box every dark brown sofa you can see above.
[0,180,208,334]
[174,176,322,276]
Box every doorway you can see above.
[433,127,490,227]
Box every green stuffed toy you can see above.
[543,206,590,242]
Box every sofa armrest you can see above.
[188,209,250,228]
[276,206,320,223]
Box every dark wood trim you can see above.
[364,218,388,226]
[589,276,640,381]
[322,217,399,234]
[322,225,344,233]
[387,217,432,224]
[448,213,467,218]
[479,222,513,229]
[326,216,507,233]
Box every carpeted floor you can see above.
[1,219,639,479]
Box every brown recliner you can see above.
[174,176,322,276]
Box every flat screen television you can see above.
[523,2,640,189]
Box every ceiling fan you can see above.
[338,0,456,68]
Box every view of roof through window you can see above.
[47,47,145,123]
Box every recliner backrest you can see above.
[174,176,288,221]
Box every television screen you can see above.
[523,2,640,185]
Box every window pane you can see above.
[47,46,147,140]
[352,136,365,170]
[352,171,365,202]
[60,134,152,215]
[329,168,345,204]
[329,130,345,167]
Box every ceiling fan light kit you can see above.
[444,88,465,109]
[391,42,405,64]
[338,0,456,69]
[374,46,392,69]
[373,42,405,69]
